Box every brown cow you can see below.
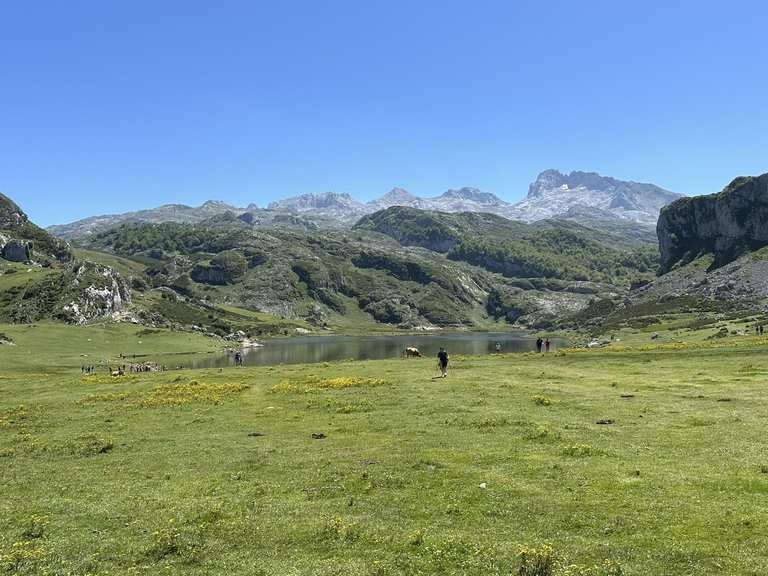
[404,347,422,358]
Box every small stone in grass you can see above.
[311,432,326,439]
[596,419,615,425]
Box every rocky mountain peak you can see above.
[380,187,416,202]
[516,169,681,225]
[268,192,362,211]
[438,187,505,206]
[201,200,233,209]
[528,170,568,197]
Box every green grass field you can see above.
[2,324,768,575]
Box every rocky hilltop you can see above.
[0,192,72,263]
[47,200,242,240]
[658,173,768,272]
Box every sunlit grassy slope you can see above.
[1,324,768,574]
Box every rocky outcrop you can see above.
[657,173,768,272]
[190,264,228,285]
[61,262,132,324]
[0,238,32,262]
[0,193,29,228]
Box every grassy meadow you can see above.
[1,323,768,575]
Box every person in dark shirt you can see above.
[536,337,543,353]
[545,338,551,352]
[437,347,449,378]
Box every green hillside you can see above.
[84,211,642,331]
[354,207,658,285]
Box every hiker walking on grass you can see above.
[536,337,543,353]
[437,347,449,378]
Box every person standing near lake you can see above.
[536,337,543,353]
[437,347,449,378]
[545,338,551,352]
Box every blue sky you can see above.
[2,0,767,226]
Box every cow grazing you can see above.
[404,347,422,358]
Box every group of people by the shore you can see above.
[81,363,168,375]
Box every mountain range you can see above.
[4,170,768,336]
[46,170,681,240]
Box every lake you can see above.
[151,331,565,369]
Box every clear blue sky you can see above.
[2,1,767,226]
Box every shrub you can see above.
[321,516,358,543]
[518,544,557,576]
[532,395,553,406]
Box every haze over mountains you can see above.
[47,170,681,240]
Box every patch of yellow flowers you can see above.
[518,545,623,576]
[82,381,248,408]
[271,375,388,394]
[0,405,31,429]
[0,540,44,571]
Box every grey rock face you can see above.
[190,264,228,285]
[62,262,132,324]
[1,239,32,262]
[657,173,768,272]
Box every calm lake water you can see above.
[152,332,565,369]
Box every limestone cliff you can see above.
[657,173,768,272]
